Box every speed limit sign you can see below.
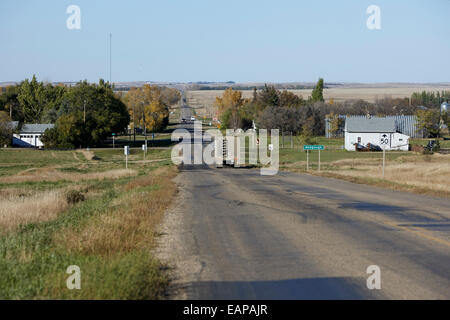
[380,134,390,146]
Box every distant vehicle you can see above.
[181,118,186,123]
[190,116,196,121]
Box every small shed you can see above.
[344,117,409,151]
[13,124,54,148]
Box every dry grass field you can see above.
[320,154,450,197]
[279,145,450,198]
[0,148,177,299]
[0,190,68,234]
[186,84,450,117]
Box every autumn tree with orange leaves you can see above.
[124,84,170,134]
[214,88,245,129]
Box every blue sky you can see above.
[0,0,449,83]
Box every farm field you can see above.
[186,84,450,117]
[0,148,176,299]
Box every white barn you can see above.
[13,124,54,148]
[344,117,409,151]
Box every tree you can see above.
[124,87,145,129]
[160,87,181,106]
[300,116,315,145]
[311,78,324,103]
[17,75,66,123]
[279,90,304,107]
[0,85,22,121]
[327,113,344,138]
[257,106,303,134]
[214,88,244,129]
[411,90,450,108]
[257,84,280,107]
[415,109,441,137]
[42,114,83,148]
[442,111,449,134]
[142,100,169,133]
[42,80,129,148]
[0,111,14,146]
[17,75,47,123]
[124,84,170,134]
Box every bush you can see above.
[0,111,14,147]
[65,190,85,205]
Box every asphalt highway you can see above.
[168,162,450,299]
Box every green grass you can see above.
[0,183,167,299]
[93,147,171,162]
[277,136,419,171]
[0,149,77,165]
[0,147,176,299]
[0,180,73,190]
[410,137,450,148]
[280,148,409,165]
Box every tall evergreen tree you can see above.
[311,78,324,103]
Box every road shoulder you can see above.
[154,172,202,299]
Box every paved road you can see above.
[180,91,193,121]
[164,162,450,300]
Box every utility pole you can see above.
[109,33,112,84]
[143,108,147,160]
[133,104,136,142]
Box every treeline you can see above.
[215,79,325,137]
[0,75,130,148]
[407,90,449,137]
[194,85,316,91]
[215,79,450,138]
[0,75,181,148]
[411,90,450,108]
[191,83,317,91]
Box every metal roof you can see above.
[345,117,396,133]
[20,124,54,133]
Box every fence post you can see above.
[318,149,321,172]
[290,132,293,148]
[306,150,309,171]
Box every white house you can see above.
[344,117,409,151]
[13,124,54,148]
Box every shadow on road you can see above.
[188,277,381,300]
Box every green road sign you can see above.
[303,145,324,151]
[112,133,116,136]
